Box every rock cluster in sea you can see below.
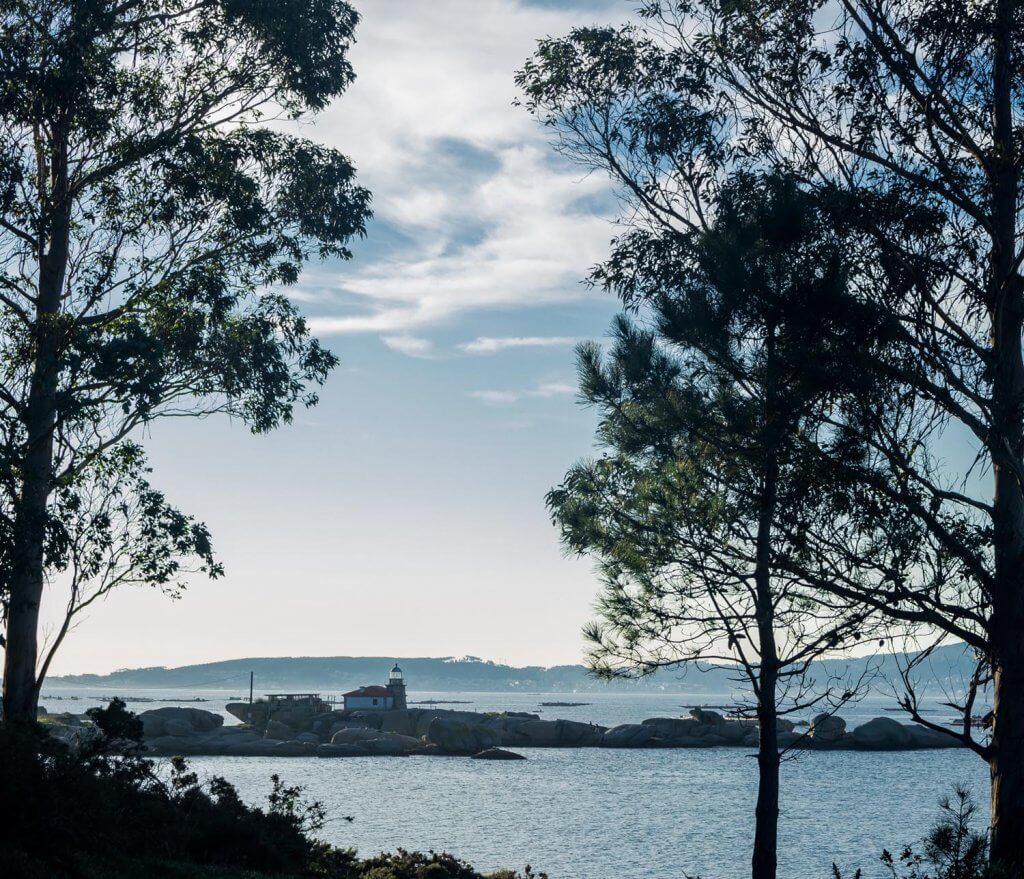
[83,704,963,758]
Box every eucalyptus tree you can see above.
[518,1,1022,864]
[0,0,371,722]
[32,442,221,688]
[548,174,908,879]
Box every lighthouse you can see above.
[386,663,407,710]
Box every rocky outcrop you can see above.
[139,706,223,738]
[426,717,502,754]
[330,727,384,745]
[809,713,846,743]
[514,718,605,747]
[850,716,913,750]
[602,723,659,748]
[124,703,966,757]
[472,748,526,760]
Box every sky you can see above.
[41,0,640,676]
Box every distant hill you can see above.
[50,644,980,697]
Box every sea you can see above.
[39,687,990,879]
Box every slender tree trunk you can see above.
[987,1,1024,869]
[751,395,780,879]
[2,310,62,723]
[752,661,780,879]
[1,134,69,723]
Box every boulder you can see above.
[907,725,960,749]
[689,708,726,726]
[851,717,913,750]
[163,719,195,737]
[346,711,385,731]
[553,719,605,747]
[48,722,97,750]
[380,710,421,737]
[426,717,501,754]
[138,707,223,737]
[139,712,167,738]
[516,719,604,747]
[472,748,526,760]
[716,720,756,743]
[294,732,321,745]
[264,720,294,741]
[361,735,417,756]
[145,735,209,755]
[210,730,261,746]
[777,730,804,749]
[642,717,703,739]
[224,703,251,724]
[809,713,846,743]
[328,720,374,738]
[602,723,658,748]
[514,719,559,747]
[331,727,384,745]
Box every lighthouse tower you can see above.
[387,663,407,710]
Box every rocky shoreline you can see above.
[50,704,963,759]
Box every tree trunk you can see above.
[751,381,780,879]
[990,649,1024,872]
[987,0,1024,868]
[752,666,780,879]
[2,303,63,723]
[1,138,69,723]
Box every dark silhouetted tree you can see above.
[519,2,1018,865]
[0,0,371,722]
[547,174,907,879]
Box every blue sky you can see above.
[44,0,636,675]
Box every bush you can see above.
[0,701,550,879]
[832,786,989,879]
[357,850,546,879]
[0,701,359,878]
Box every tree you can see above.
[547,174,898,879]
[518,2,1022,866]
[33,442,221,688]
[0,0,371,722]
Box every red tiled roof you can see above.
[343,686,390,698]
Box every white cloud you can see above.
[381,335,434,358]
[467,379,577,404]
[292,0,625,336]
[460,335,579,354]
[531,381,577,398]
[467,390,523,405]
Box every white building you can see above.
[342,664,408,711]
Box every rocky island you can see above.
[76,703,961,758]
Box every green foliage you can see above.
[0,712,359,878]
[0,0,372,705]
[358,850,546,879]
[832,787,990,879]
[546,172,897,685]
[0,703,552,879]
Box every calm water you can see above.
[44,688,990,878]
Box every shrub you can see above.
[0,701,551,879]
[0,703,359,878]
[832,787,989,879]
